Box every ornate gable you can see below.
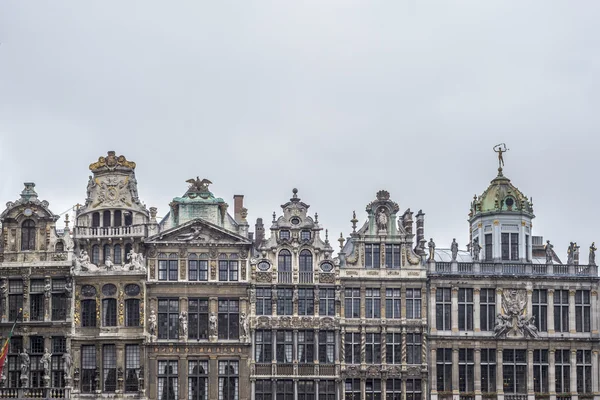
[146,218,252,246]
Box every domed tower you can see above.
[469,146,534,262]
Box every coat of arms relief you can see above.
[494,288,539,338]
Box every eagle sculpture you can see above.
[186,177,212,192]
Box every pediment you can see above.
[145,218,251,245]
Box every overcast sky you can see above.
[1,2,599,260]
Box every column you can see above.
[401,287,407,320]
[474,348,482,400]
[293,329,299,363]
[294,380,298,400]
[381,327,387,367]
[451,287,458,334]
[360,326,366,365]
[527,349,534,400]
[452,348,459,397]
[592,350,599,394]
[549,349,556,400]
[548,289,555,334]
[496,348,504,400]
[180,355,188,400]
[314,329,319,365]
[430,348,438,399]
[474,289,481,333]
[335,330,340,363]
[592,290,598,334]
[401,328,407,367]
[527,289,533,318]
[430,287,437,334]
[360,286,366,320]
[569,290,576,334]
[496,288,503,319]
[381,287,387,320]
[570,350,578,399]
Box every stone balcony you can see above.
[0,387,69,399]
[429,261,598,278]
[74,225,147,239]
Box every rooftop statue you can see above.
[472,237,481,261]
[186,177,212,193]
[428,238,436,261]
[493,143,509,173]
[590,242,597,266]
[450,239,459,261]
[544,240,553,264]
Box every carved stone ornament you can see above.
[319,273,335,284]
[89,151,136,172]
[148,247,157,258]
[406,366,421,376]
[366,365,380,378]
[256,316,270,329]
[320,317,336,329]
[255,272,272,283]
[209,247,218,259]
[344,365,360,378]
[494,288,538,338]
[240,248,249,259]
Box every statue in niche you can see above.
[544,240,554,264]
[590,242,597,266]
[240,312,249,340]
[179,311,188,339]
[62,352,72,379]
[428,238,436,261]
[209,313,217,338]
[450,239,459,261]
[74,250,97,273]
[41,348,52,377]
[472,238,481,261]
[105,255,114,271]
[376,208,388,232]
[19,351,30,379]
[148,309,157,340]
[128,175,139,203]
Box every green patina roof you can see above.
[470,171,534,218]
[172,190,224,204]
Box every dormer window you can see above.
[365,244,380,269]
[501,233,519,261]
[385,244,401,269]
[300,230,311,241]
[21,219,36,251]
[279,230,290,240]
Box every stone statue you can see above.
[545,240,554,264]
[62,352,72,379]
[179,311,188,339]
[176,226,203,242]
[472,238,481,261]
[590,242,597,266]
[186,177,212,193]
[74,250,97,273]
[428,238,436,261]
[86,175,96,199]
[126,250,146,272]
[149,309,157,339]
[240,312,249,339]
[105,255,114,271]
[19,351,30,378]
[248,286,256,303]
[376,208,388,232]
[0,370,6,387]
[567,242,575,265]
[209,313,217,338]
[0,280,7,298]
[41,348,52,377]
[450,239,459,261]
[292,288,298,303]
[64,277,73,298]
[493,313,512,337]
[494,288,537,338]
[128,175,139,202]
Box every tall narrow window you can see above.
[158,253,178,281]
[501,233,519,260]
[81,345,97,393]
[554,350,570,394]
[188,360,208,400]
[276,331,293,363]
[278,250,292,284]
[21,219,36,250]
[385,289,401,319]
[189,254,209,281]
[92,212,100,228]
[298,288,314,316]
[158,360,178,400]
[406,288,422,319]
[386,332,401,364]
[406,334,421,364]
[525,234,530,261]
[577,350,592,394]
[255,330,272,363]
[575,290,591,332]
[532,290,547,332]
[385,244,401,268]
[484,233,493,261]
[480,349,496,394]
[386,379,402,400]
[299,250,313,283]
[125,299,140,326]
[256,380,272,400]
[319,287,335,316]
[345,379,361,400]
[458,288,473,331]
[503,349,527,394]
[91,245,100,265]
[365,244,380,268]
[256,288,272,316]
[436,348,452,391]
[319,331,335,364]
[114,244,122,265]
[103,244,111,264]
[29,336,44,388]
[81,299,97,327]
[297,330,314,363]
[459,349,474,392]
[344,288,360,318]
[277,288,293,316]
[218,254,239,281]
[125,345,140,392]
[480,288,496,331]
[366,333,381,364]
[319,380,336,400]
[298,380,315,400]
[365,379,381,400]
[276,380,294,400]
[103,344,117,392]
[29,279,45,322]
[218,299,239,340]
[103,210,111,227]
[554,290,569,332]
[114,210,122,226]
[436,288,451,331]
[218,361,238,400]
[8,280,23,322]
[7,337,22,388]
[51,337,66,388]
[365,289,381,318]
[52,279,67,321]
[124,212,132,226]
[158,299,179,339]
[406,379,422,400]
[533,349,548,394]
[103,298,117,327]
[345,332,361,365]
[188,298,209,340]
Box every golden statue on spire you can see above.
[493,143,509,173]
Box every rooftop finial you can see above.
[64,214,70,229]
[493,143,509,175]
[351,211,358,233]
[314,213,319,223]
[338,232,345,250]
[272,212,276,223]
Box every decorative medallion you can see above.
[81,285,97,297]
[125,284,141,296]
[102,284,117,297]
[320,262,333,272]
[257,261,270,271]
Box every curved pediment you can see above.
[146,218,252,246]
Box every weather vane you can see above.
[493,143,509,174]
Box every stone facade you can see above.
[0,150,597,400]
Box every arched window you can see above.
[103,211,111,227]
[124,213,133,226]
[91,245,100,265]
[21,219,36,251]
[278,250,292,272]
[114,245,122,265]
[114,210,122,227]
[103,244,111,264]
[55,241,64,252]
[299,249,313,284]
[92,212,100,228]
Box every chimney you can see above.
[254,218,265,248]
[415,210,426,256]
[233,195,244,223]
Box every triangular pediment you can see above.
[145,218,251,245]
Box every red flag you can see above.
[0,308,22,377]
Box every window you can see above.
[366,333,381,364]
[124,212,132,226]
[219,254,239,282]
[92,212,100,227]
[298,330,314,363]
[386,379,402,400]
[81,345,97,393]
[114,244,122,265]
[276,380,294,400]
[218,360,238,400]
[532,290,547,332]
[158,299,179,339]
[256,288,272,316]
[188,360,208,400]
[189,254,209,281]
[533,349,548,393]
[114,210,122,226]
[501,233,519,260]
[459,349,474,392]
[188,299,209,340]
[554,350,570,394]
[385,289,401,319]
[126,299,140,326]
[7,337,22,388]
[256,380,272,400]
[406,288,421,319]
[21,219,36,250]
[81,299,97,327]
[385,244,401,268]
[344,288,360,318]
[125,345,140,392]
[300,230,311,241]
[278,250,292,283]
[503,349,527,394]
[345,332,360,364]
[481,349,496,393]
[51,337,66,388]
[298,288,314,316]
[575,290,591,332]
[436,288,451,331]
[255,330,273,362]
[365,244,380,268]
[299,250,313,283]
[484,233,492,261]
[297,381,314,400]
[365,379,381,400]
[345,379,361,400]
[103,244,111,264]
[386,333,401,364]
[480,288,496,331]
[319,287,335,316]
[525,234,530,261]
[365,289,381,318]
[554,290,569,332]
[406,379,421,400]
[29,336,44,388]
[436,348,452,391]
[277,288,293,316]
[103,298,117,326]
[92,245,100,265]
[319,331,335,364]
[407,333,421,364]
[458,288,473,331]
[218,299,239,340]
[158,253,179,281]
[158,360,178,400]
[279,230,290,240]
[577,350,592,394]
[103,344,117,392]
[319,380,336,400]
[276,330,293,363]
[8,280,23,322]
[52,282,67,320]
[30,279,44,321]
[103,210,111,227]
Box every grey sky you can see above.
[1,2,599,259]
